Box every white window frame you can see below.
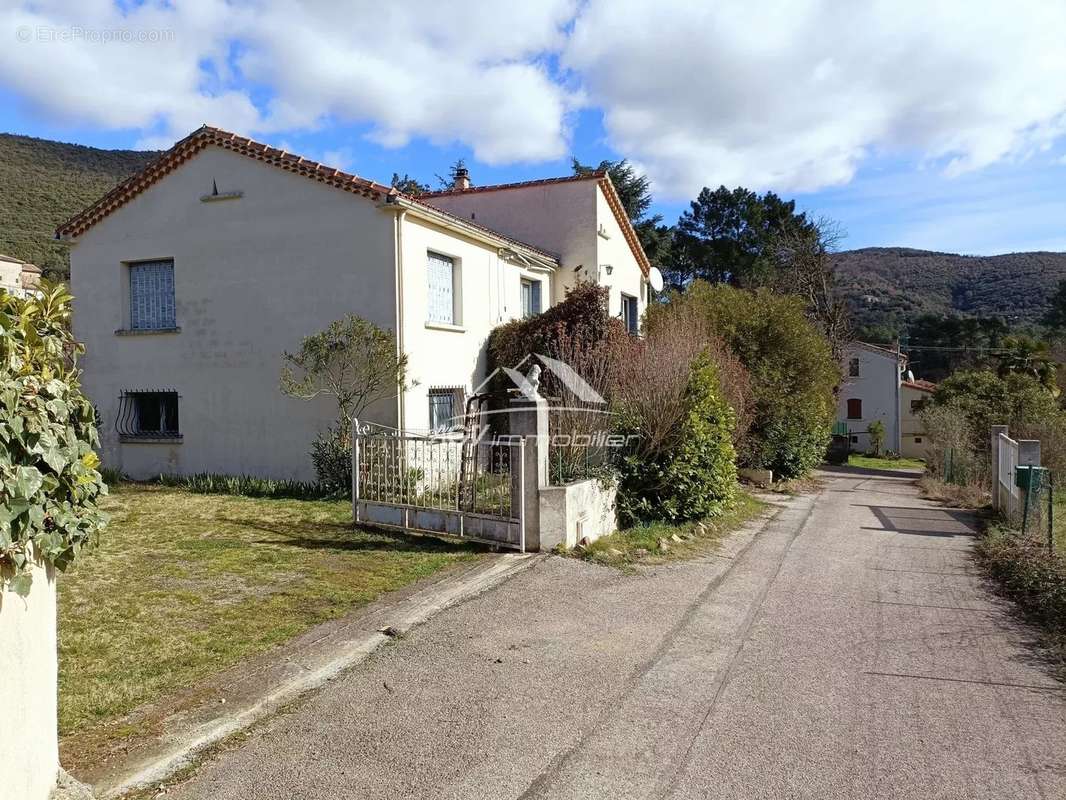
[521,278,542,318]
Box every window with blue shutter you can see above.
[129,260,176,330]
[427,252,455,324]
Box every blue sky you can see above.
[3,1,1066,255]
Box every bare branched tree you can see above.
[769,217,853,365]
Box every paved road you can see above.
[168,468,1066,799]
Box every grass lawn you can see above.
[848,453,925,471]
[572,491,767,568]
[57,484,481,758]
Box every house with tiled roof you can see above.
[57,126,651,480]
[836,342,907,455]
[0,253,42,297]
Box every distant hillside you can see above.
[0,133,157,279]
[832,247,1066,334]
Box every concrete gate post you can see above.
[509,395,549,551]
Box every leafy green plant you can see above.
[157,471,328,499]
[652,282,838,479]
[0,283,108,594]
[867,420,886,457]
[614,353,738,525]
[281,314,408,491]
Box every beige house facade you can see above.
[59,127,650,481]
[901,379,936,459]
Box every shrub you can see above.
[310,426,351,496]
[867,420,886,456]
[614,352,738,525]
[652,282,838,478]
[931,370,1059,454]
[487,282,623,396]
[281,314,407,494]
[1,284,108,594]
[978,526,1066,635]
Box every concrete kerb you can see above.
[89,552,544,798]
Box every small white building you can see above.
[58,126,651,481]
[0,253,42,297]
[836,342,906,455]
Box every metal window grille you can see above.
[849,358,860,377]
[130,260,176,330]
[116,390,181,438]
[427,252,455,324]
[428,387,464,432]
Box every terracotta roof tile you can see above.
[56,126,395,239]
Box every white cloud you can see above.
[0,0,577,163]
[3,0,1066,197]
[564,0,1066,197]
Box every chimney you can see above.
[453,166,471,190]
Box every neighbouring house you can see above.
[0,253,42,297]
[58,126,651,481]
[900,378,936,459]
[836,342,906,454]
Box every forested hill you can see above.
[832,247,1066,335]
[0,133,158,279]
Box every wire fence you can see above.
[1008,467,1063,557]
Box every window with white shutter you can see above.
[129,260,176,330]
[427,252,456,324]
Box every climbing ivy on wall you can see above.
[0,284,108,595]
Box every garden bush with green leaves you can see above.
[650,282,838,479]
[0,284,107,594]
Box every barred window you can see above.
[130,260,176,330]
[428,387,464,433]
[849,357,860,377]
[117,391,181,439]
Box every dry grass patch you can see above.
[917,475,990,509]
[57,484,481,765]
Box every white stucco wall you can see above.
[423,179,648,323]
[539,478,618,550]
[0,256,24,293]
[0,558,59,800]
[71,146,398,481]
[836,345,902,453]
[397,213,550,432]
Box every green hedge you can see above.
[651,283,838,479]
[614,354,737,525]
[0,285,108,594]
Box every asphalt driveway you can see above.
[165,469,1066,799]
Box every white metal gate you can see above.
[997,431,1020,518]
[352,422,526,551]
